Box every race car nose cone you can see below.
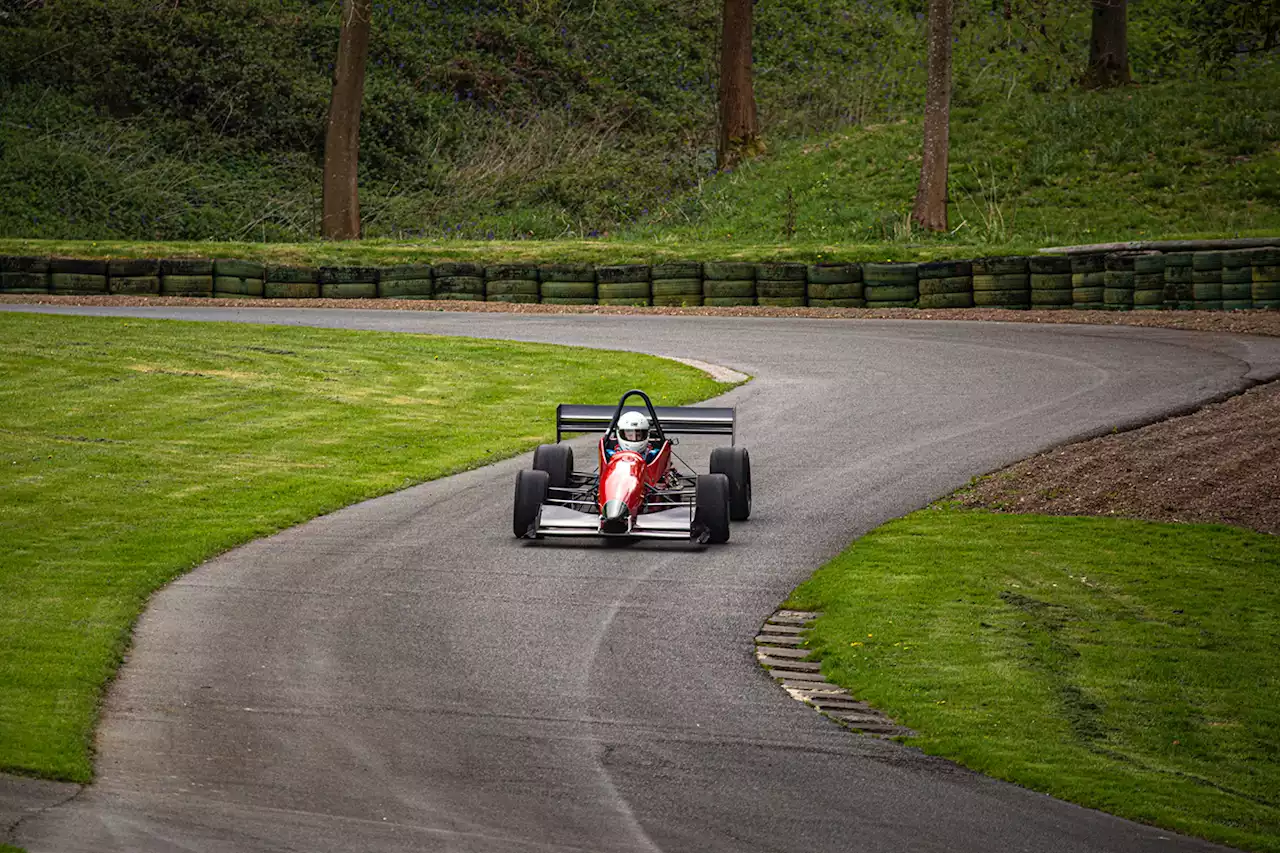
[600,499,629,534]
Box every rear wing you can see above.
[556,404,736,444]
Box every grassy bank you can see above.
[787,508,1280,852]
[0,312,726,782]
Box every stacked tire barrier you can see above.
[539,264,595,305]
[379,264,432,299]
[1029,255,1072,309]
[215,259,264,299]
[864,263,918,308]
[650,261,702,307]
[807,263,865,307]
[755,263,806,307]
[1192,252,1223,311]
[4,252,1279,312]
[267,265,321,299]
[108,259,160,295]
[1253,248,1280,309]
[1220,251,1254,312]
[1071,254,1105,310]
[1104,254,1136,310]
[1163,253,1194,310]
[1132,254,1165,310]
[702,262,755,307]
[973,257,1028,309]
[432,262,483,301]
[0,257,50,293]
[484,264,538,304]
[918,261,972,309]
[596,265,650,306]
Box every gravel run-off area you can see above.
[6,294,1277,534]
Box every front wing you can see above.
[534,504,697,539]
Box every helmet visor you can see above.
[620,425,649,443]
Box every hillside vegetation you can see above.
[0,0,1276,250]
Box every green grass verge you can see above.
[786,508,1280,853]
[0,312,728,783]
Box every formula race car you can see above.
[512,389,751,544]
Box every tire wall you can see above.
[6,250,1279,311]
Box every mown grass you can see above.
[786,508,1280,853]
[0,312,727,783]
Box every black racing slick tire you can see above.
[532,444,573,489]
[694,473,731,544]
[513,469,549,538]
[709,446,751,521]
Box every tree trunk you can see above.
[322,0,372,240]
[717,0,761,171]
[911,0,952,233]
[1083,0,1130,88]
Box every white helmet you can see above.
[616,411,651,454]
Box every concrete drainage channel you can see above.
[755,610,915,738]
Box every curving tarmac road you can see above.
[8,305,1280,853]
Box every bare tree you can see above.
[717,0,761,171]
[322,0,373,240]
[911,0,953,232]
[1083,0,1130,88]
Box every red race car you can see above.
[512,389,750,544]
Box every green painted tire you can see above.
[973,257,1027,276]
[1162,252,1194,268]
[50,273,107,294]
[703,262,755,280]
[918,260,972,279]
[51,259,107,276]
[378,279,432,298]
[808,298,867,308]
[865,300,917,308]
[320,282,376,299]
[1073,286,1105,303]
[1070,255,1105,274]
[161,275,213,295]
[486,293,540,304]
[0,272,49,293]
[864,284,918,302]
[433,275,485,296]
[1221,250,1255,268]
[1072,272,1106,288]
[540,281,595,300]
[380,264,432,282]
[651,261,702,279]
[598,282,650,300]
[807,263,861,284]
[1132,255,1165,275]
[1193,300,1223,311]
[485,264,539,282]
[214,276,265,297]
[540,265,595,283]
[807,282,863,300]
[161,259,213,276]
[703,280,754,298]
[1031,290,1073,306]
[264,281,320,299]
[1192,282,1223,300]
[1132,289,1163,306]
[755,281,805,299]
[756,297,807,307]
[1104,254,1137,272]
[1134,273,1165,291]
[1073,302,1105,311]
[540,297,595,305]
[1164,267,1194,284]
[652,295,704,307]
[433,292,484,301]
[754,263,805,281]
[215,259,265,278]
[919,292,973,309]
[108,259,159,277]
[1030,274,1072,291]
[1253,282,1280,300]
[1103,288,1135,305]
[1222,300,1253,311]
[650,279,702,298]
[320,266,379,286]
[598,298,650,307]
[974,289,1029,306]
[485,279,539,297]
[863,263,918,284]
[1254,299,1280,310]
[596,265,650,284]
[267,265,320,284]
[1028,256,1071,275]
[1220,267,1252,285]
[703,296,756,307]
[1221,283,1252,301]
[918,276,971,296]
[972,274,1028,292]
[1254,266,1280,282]
[108,276,160,295]
[434,262,484,278]
[1192,252,1223,271]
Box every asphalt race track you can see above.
[8,305,1280,853]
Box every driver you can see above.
[611,411,660,461]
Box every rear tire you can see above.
[709,446,751,521]
[513,469,550,538]
[694,474,731,544]
[533,444,573,488]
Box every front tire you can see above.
[533,443,573,489]
[513,469,550,538]
[694,473,731,544]
[709,446,751,521]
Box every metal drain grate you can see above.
[755,609,916,738]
